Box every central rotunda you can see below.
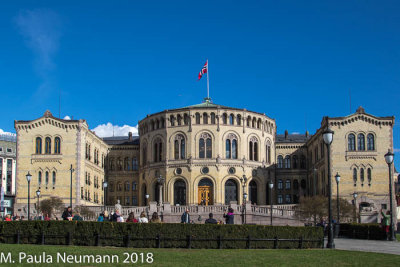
[138,98,276,206]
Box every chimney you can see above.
[128,132,133,141]
[284,130,288,139]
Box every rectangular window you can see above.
[125,196,130,205]
[285,194,291,204]
[6,159,12,193]
[132,196,138,206]
[277,194,283,204]
[6,148,12,153]
[132,182,137,191]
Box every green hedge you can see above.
[0,221,323,249]
[339,223,384,240]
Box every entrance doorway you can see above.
[198,178,213,205]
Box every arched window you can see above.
[195,113,201,124]
[38,171,42,186]
[292,155,298,169]
[199,133,212,158]
[278,179,283,189]
[153,138,163,162]
[225,134,238,159]
[249,180,257,204]
[177,114,182,126]
[174,179,186,205]
[277,155,283,168]
[252,118,256,128]
[210,113,216,124]
[360,168,365,185]
[284,156,291,169]
[125,182,130,191]
[109,158,115,170]
[247,116,251,127]
[222,113,227,124]
[124,157,130,171]
[156,119,159,129]
[348,134,355,151]
[170,115,175,126]
[285,179,291,189]
[368,168,372,185]
[142,145,147,165]
[229,114,234,125]
[257,119,261,129]
[249,136,258,161]
[161,118,165,128]
[353,168,357,185]
[184,114,189,125]
[174,134,186,160]
[367,134,375,151]
[236,115,241,126]
[54,137,61,154]
[266,141,271,164]
[225,179,238,204]
[45,171,49,185]
[358,133,365,151]
[35,137,42,154]
[52,171,56,185]
[203,113,209,124]
[300,155,306,169]
[117,183,122,191]
[45,137,51,154]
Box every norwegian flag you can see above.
[198,61,208,80]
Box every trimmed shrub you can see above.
[0,221,323,249]
[339,223,384,240]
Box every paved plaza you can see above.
[327,238,400,255]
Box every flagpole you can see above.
[207,59,210,100]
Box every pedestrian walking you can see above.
[181,209,190,223]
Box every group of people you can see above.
[61,206,83,221]
[2,214,25,221]
[180,208,235,224]
[97,209,161,223]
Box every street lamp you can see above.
[335,173,341,238]
[102,181,108,211]
[384,149,395,241]
[353,192,358,223]
[269,180,274,226]
[323,128,335,249]
[335,173,341,223]
[26,172,32,220]
[240,175,248,224]
[69,165,74,208]
[36,189,41,215]
[156,175,165,206]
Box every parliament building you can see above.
[13,99,396,219]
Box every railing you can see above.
[170,205,229,214]
[0,232,323,249]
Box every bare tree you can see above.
[39,197,64,217]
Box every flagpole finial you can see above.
[204,97,212,103]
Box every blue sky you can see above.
[0,1,399,168]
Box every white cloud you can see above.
[0,129,16,136]
[92,123,138,138]
[394,148,400,153]
[63,115,71,120]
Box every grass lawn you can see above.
[0,244,399,267]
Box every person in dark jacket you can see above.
[223,208,234,224]
[181,209,190,223]
[112,209,121,222]
[62,207,73,221]
[205,213,218,224]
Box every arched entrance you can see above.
[225,179,238,204]
[174,179,186,205]
[249,180,257,204]
[198,178,213,205]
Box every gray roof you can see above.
[276,134,309,143]
[103,136,139,145]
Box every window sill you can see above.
[345,151,378,161]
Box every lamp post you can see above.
[353,192,358,223]
[323,128,335,249]
[69,165,74,208]
[102,181,108,211]
[335,173,341,238]
[26,172,32,220]
[145,194,149,219]
[269,180,274,226]
[240,175,248,225]
[335,173,341,223]
[384,149,396,241]
[156,175,165,206]
[36,189,41,215]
